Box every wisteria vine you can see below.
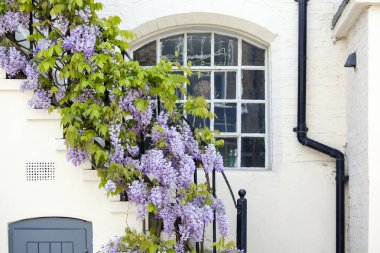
[0,0,243,252]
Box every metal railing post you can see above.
[236,189,247,252]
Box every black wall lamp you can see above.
[344,52,357,68]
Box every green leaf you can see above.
[148,245,157,253]
[50,3,65,15]
[50,86,59,95]
[147,204,157,214]
[134,99,149,112]
[95,85,106,94]
[90,109,100,119]
[98,124,108,137]
[75,0,83,7]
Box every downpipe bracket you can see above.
[293,125,309,133]
[336,175,349,183]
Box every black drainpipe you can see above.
[293,1,349,253]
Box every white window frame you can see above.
[131,29,270,171]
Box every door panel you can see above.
[9,218,92,253]
[13,229,85,253]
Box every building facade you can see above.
[0,0,378,252]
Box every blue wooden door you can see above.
[9,217,92,253]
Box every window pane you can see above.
[241,137,265,167]
[214,103,237,132]
[242,40,265,66]
[134,41,156,66]
[175,102,184,115]
[214,34,238,66]
[187,72,211,99]
[187,114,210,129]
[214,72,236,99]
[187,33,211,66]
[241,70,265,100]
[217,138,238,168]
[160,34,184,63]
[241,103,265,133]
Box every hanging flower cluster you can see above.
[0,0,242,252]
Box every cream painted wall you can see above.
[0,81,140,252]
[0,1,348,253]
[333,2,380,252]
[342,10,369,253]
[367,6,380,253]
[100,1,346,252]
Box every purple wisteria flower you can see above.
[182,124,201,160]
[157,205,179,236]
[201,144,224,173]
[34,39,52,54]
[130,103,154,135]
[62,25,98,59]
[127,180,148,220]
[108,123,125,165]
[105,180,117,193]
[27,89,51,109]
[20,62,40,92]
[0,11,29,36]
[118,90,154,135]
[151,112,169,142]
[55,85,66,102]
[5,0,16,5]
[75,6,92,23]
[66,144,87,166]
[52,16,69,34]
[0,46,27,77]
[140,149,176,187]
[127,144,139,158]
[221,248,245,253]
[212,197,229,237]
[99,236,121,253]
[148,186,171,207]
[178,203,205,242]
[176,154,196,189]
[72,88,95,103]
[166,126,185,158]
[127,180,147,206]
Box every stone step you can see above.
[55,138,66,152]
[26,109,61,120]
[81,169,134,214]
[0,79,23,91]
[82,169,99,181]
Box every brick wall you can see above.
[0,1,349,252]
[98,0,347,252]
[344,10,369,253]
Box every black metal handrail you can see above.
[180,117,247,253]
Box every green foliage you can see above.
[116,228,177,253]
[4,0,230,251]
[213,238,241,253]
[179,183,213,205]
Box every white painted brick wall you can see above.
[98,1,347,252]
[367,6,380,253]
[0,80,140,252]
[0,1,349,252]
[343,9,369,253]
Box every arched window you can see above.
[133,31,268,169]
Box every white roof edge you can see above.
[333,0,380,39]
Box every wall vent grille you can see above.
[26,162,55,181]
